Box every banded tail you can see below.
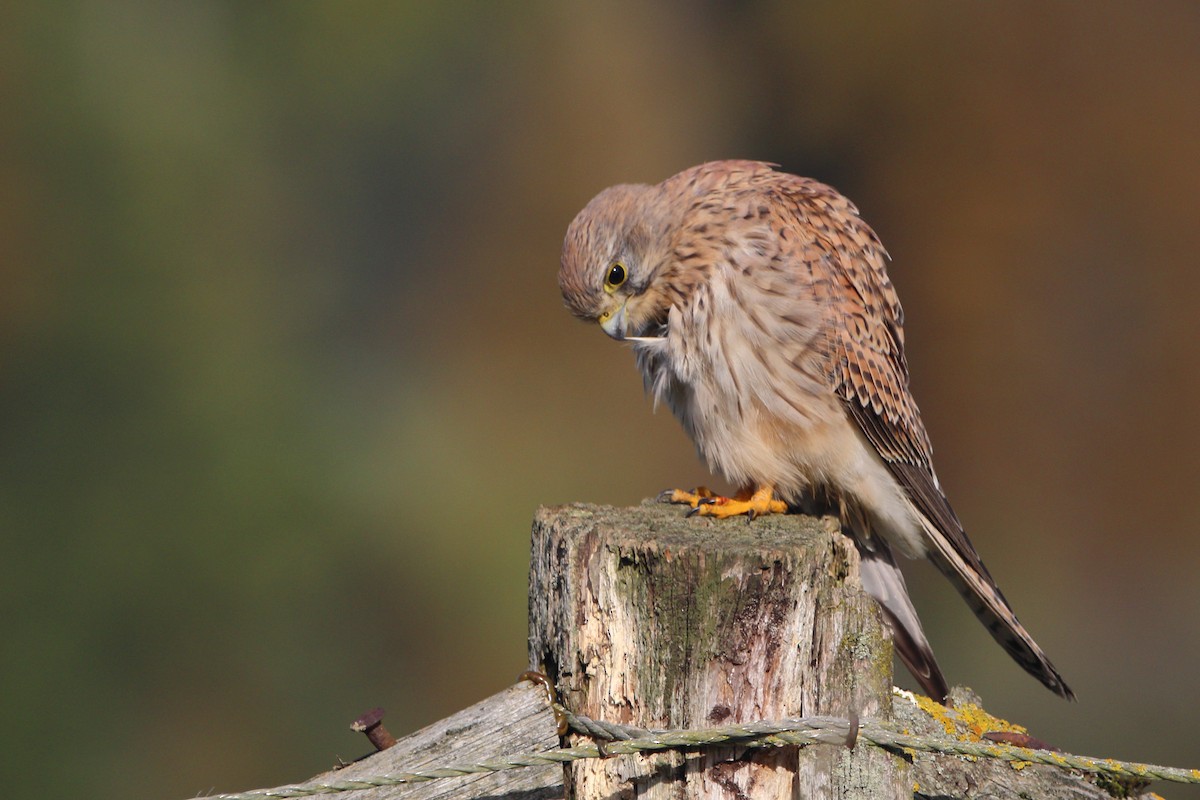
[916,508,1075,700]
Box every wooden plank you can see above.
[303,682,562,800]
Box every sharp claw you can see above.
[746,510,756,523]
[656,490,675,504]
[686,506,702,518]
[697,496,717,505]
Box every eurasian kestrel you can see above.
[558,160,1072,702]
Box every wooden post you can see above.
[528,502,907,799]
[198,504,1158,800]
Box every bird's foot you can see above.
[660,485,786,520]
[656,486,719,506]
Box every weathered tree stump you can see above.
[528,502,906,799]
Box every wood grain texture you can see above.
[303,682,561,800]
[529,502,906,799]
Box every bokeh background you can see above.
[3,3,1199,798]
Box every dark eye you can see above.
[605,262,627,289]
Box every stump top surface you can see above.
[536,501,836,556]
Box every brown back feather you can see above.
[768,169,1074,699]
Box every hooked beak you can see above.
[598,302,626,340]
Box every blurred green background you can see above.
[3,2,1199,798]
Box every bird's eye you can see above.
[605,262,628,291]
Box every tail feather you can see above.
[858,542,950,703]
[916,513,1075,701]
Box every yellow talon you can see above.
[661,485,787,519]
[657,486,718,507]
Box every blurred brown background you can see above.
[2,3,1198,798]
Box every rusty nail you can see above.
[844,710,860,750]
[519,670,569,736]
[351,706,397,751]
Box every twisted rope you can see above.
[551,701,1200,784]
[199,698,1200,799]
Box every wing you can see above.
[771,175,986,564]
[771,173,1074,699]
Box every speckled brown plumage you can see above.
[559,161,1073,701]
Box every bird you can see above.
[557,160,1073,703]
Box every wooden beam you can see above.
[302,681,560,800]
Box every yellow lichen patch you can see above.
[951,701,1027,740]
[912,693,958,737]
[910,693,1027,742]
[1010,760,1032,771]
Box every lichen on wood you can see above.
[528,501,907,799]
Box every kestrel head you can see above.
[558,182,677,341]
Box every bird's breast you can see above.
[633,274,846,494]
